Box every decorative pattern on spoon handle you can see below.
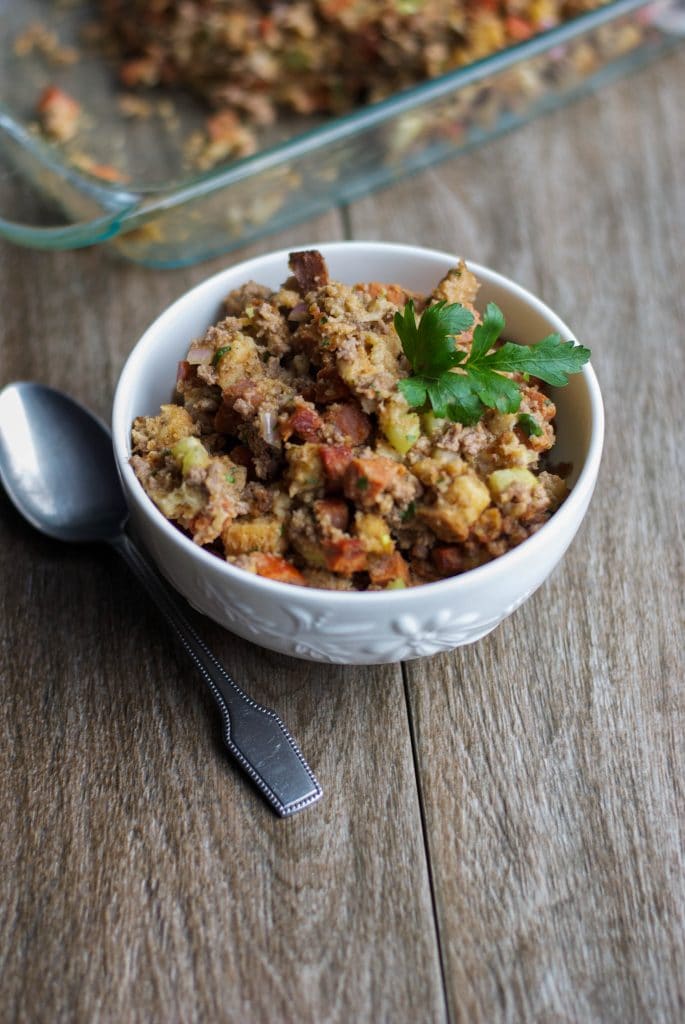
[110,533,323,817]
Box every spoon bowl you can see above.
[0,381,127,542]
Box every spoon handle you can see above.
[109,532,322,817]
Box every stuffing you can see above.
[131,249,570,588]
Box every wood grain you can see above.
[0,216,446,1024]
[351,50,685,1023]
[1,48,684,1024]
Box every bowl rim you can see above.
[112,240,604,603]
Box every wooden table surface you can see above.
[1,49,683,1024]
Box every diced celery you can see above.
[487,467,537,498]
[379,402,421,455]
[171,436,210,475]
[421,410,446,437]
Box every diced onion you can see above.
[187,345,214,365]
[288,302,308,323]
[259,409,278,446]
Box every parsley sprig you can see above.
[395,300,590,425]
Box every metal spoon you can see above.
[0,381,322,817]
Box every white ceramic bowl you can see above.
[112,242,603,664]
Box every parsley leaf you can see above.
[212,345,232,366]
[401,501,416,522]
[517,413,544,437]
[481,333,591,387]
[395,298,590,425]
[394,299,473,374]
[469,302,505,362]
[397,375,428,409]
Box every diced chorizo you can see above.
[323,402,371,445]
[432,546,466,576]
[314,365,351,404]
[368,551,410,586]
[280,405,323,442]
[221,378,263,415]
[288,250,329,294]
[252,554,306,586]
[323,537,367,575]
[343,455,397,503]
[319,444,353,491]
[314,499,350,533]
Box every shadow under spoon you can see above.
[0,381,322,817]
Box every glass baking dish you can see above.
[0,0,681,267]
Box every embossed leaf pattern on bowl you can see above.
[182,572,538,662]
[182,572,284,637]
